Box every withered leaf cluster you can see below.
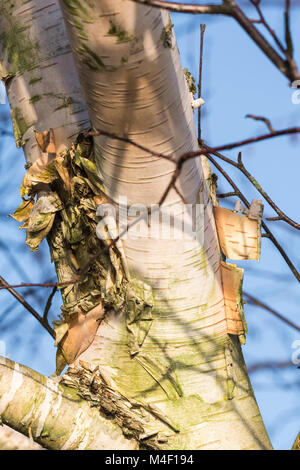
[11,134,153,373]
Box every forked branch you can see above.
[130,0,300,82]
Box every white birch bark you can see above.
[0,0,90,163]
[0,425,43,450]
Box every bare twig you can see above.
[89,126,300,165]
[204,153,300,282]
[249,0,297,79]
[245,114,275,133]
[248,360,294,374]
[198,24,206,140]
[244,291,300,333]
[91,126,300,230]
[250,0,286,54]
[204,145,300,230]
[0,275,55,338]
[285,0,293,57]
[266,216,283,222]
[92,128,300,282]
[217,191,237,198]
[129,0,228,15]
[200,126,300,153]
[43,286,57,321]
[3,124,300,293]
[174,184,188,204]
[0,281,75,291]
[130,0,300,82]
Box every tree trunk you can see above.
[0,0,272,450]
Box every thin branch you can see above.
[129,0,228,15]
[130,0,300,82]
[250,0,286,54]
[248,360,294,374]
[0,275,55,338]
[285,0,293,57]
[0,281,73,291]
[204,153,300,282]
[227,1,299,83]
[91,128,300,282]
[3,125,300,292]
[174,184,188,204]
[266,216,283,222]
[204,145,300,230]
[244,291,300,333]
[245,114,275,133]
[89,126,300,165]
[198,24,206,140]
[217,191,237,198]
[43,286,57,322]
[200,126,300,153]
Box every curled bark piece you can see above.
[214,205,262,261]
[220,262,246,337]
[34,128,56,154]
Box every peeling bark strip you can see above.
[0,0,90,163]
[214,206,262,261]
[220,262,247,337]
[0,357,137,449]
[61,362,177,449]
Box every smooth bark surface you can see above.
[0,425,43,450]
[0,0,90,163]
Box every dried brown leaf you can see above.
[55,303,105,374]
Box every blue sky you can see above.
[0,1,299,450]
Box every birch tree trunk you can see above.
[0,0,272,450]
